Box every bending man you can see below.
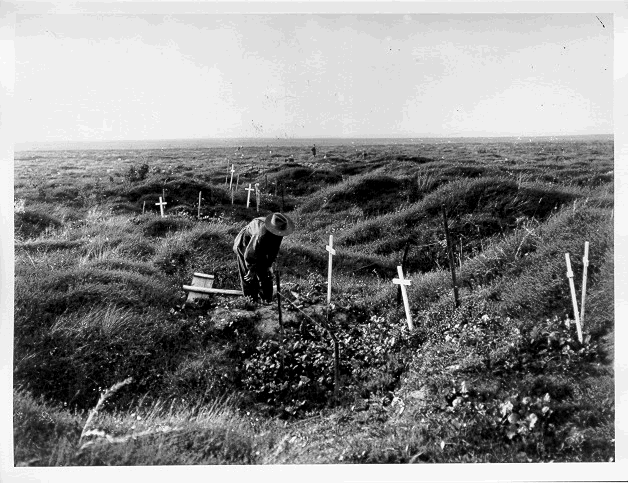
[233,212,294,303]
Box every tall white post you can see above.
[326,235,336,305]
[198,191,202,219]
[580,241,589,327]
[565,253,583,343]
[255,183,260,213]
[229,165,235,190]
[393,265,414,330]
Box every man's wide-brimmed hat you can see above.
[264,212,294,237]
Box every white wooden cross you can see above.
[229,164,236,191]
[393,265,414,330]
[326,235,336,305]
[255,183,260,212]
[245,183,255,208]
[155,196,167,218]
[565,253,583,343]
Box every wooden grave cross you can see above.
[255,183,260,212]
[565,253,583,343]
[155,197,167,218]
[245,183,255,208]
[326,235,336,305]
[393,265,414,330]
[229,164,235,190]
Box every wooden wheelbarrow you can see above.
[183,272,243,303]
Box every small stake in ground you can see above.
[276,270,285,369]
[565,253,583,343]
[280,183,285,212]
[393,265,414,330]
[580,241,590,326]
[229,165,235,190]
[245,183,254,208]
[442,207,460,308]
[197,191,202,219]
[255,183,260,213]
[155,197,167,218]
[142,201,145,214]
[326,235,336,306]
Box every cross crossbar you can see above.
[393,277,411,286]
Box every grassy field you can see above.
[13,138,614,465]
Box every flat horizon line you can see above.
[15,133,614,151]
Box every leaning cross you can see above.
[565,253,583,343]
[155,196,167,218]
[326,235,336,305]
[229,165,235,190]
[393,265,414,330]
[245,183,255,208]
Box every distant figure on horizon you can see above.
[311,144,317,157]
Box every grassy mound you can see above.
[267,166,343,196]
[142,217,194,237]
[122,178,228,209]
[15,209,63,239]
[336,177,579,272]
[298,173,405,216]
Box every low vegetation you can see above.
[13,138,614,464]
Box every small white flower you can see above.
[500,400,513,417]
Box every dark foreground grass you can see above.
[14,388,280,466]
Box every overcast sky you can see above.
[14,13,613,141]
